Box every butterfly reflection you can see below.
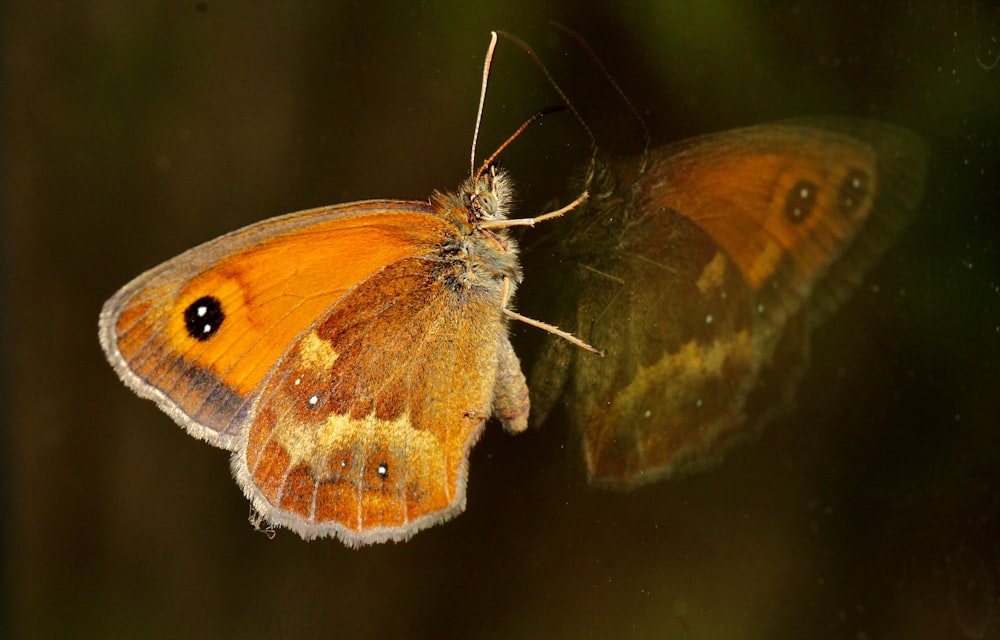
[530,119,928,488]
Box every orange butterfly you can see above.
[100,33,591,547]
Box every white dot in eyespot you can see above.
[294,378,301,386]
[377,462,389,477]
[705,313,714,325]
[643,409,652,419]
[196,305,207,317]
[800,185,811,198]
[308,395,318,406]
[696,398,703,408]
[202,323,212,334]
[757,303,765,314]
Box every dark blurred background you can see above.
[4,1,999,638]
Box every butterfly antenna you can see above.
[470,32,573,183]
[470,31,499,177]
[474,105,569,183]
[549,22,651,160]
[496,31,595,147]
[496,30,601,192]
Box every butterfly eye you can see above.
[183,295,225,341]
[477,190,499,218]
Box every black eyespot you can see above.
[785,180,818,223]
[376,461,389,480]
[183,296,225,341]
[838,168,870,215]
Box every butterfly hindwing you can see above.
[234,252,523,544]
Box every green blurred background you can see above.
[4,1,999,638]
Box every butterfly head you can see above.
[464,163,513,224]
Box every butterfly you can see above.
[99,33,593,547]
[529,118,929,488]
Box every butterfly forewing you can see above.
[100,202,445,448]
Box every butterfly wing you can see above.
[99,200,450,449]
[533,120,927,487]
[102,196,529,545]
[233,250,524,545]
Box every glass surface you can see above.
[4,2,998,638]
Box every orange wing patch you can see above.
[649,127,877,293]
[101,204,449,447]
